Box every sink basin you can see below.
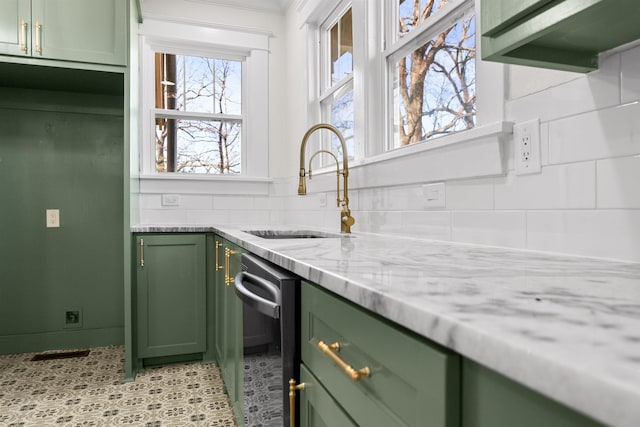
[243,229,348,239]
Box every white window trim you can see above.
[138,18,270,182]
[303,0,510,187]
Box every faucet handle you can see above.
[298,169,307,195]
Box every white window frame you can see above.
[138,18,270,179]
[384,0,477,151]
[303,0,509,186]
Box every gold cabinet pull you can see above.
[224,247,237,286]
[34,21,41,54]
[19,19,28,53]
[317,340,370,381]
[215,241,223,270]
[289,378,305,427]
[139,239,145,267]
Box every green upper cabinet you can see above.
[0,0,30,56]
[136,234,207,359]
[481,0,640,72]
[0,0,127,66]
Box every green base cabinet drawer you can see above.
[301,281,460,427]
[300,364,357,427]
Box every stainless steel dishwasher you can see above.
[234,253,300,427]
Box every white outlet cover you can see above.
[46,209,60,228]
[514,119,541,175]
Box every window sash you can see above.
[385,0,476,150]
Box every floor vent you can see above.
[31,350,90,361]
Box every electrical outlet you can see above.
[64,309,82,329]
[514,119,541,175]
[46,209,60,228]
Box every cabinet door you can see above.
[136,234,207,358]
[213,236,226,365]
[215,237,244,424]
[0,0,30,56]
[30,0,127,65]
[299,364,357,427]
[226,241,244,424]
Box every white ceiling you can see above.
[181,0,290,13]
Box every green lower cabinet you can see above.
[214,236,244,425]
[461,359,603,427]
[299,364,357,427]
[135,234,206,359]
[301,281,460,427]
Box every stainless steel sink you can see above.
[243,229,349,239]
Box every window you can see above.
[388,0,476,150]
[304,0,505,185]
[139,18,270,179]
[154,53,243,174]
[319,5,354,162]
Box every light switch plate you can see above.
[46,209,60,228]
[161,194,180,206]
[422,183,446,208]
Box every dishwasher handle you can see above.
[234,271,281,319]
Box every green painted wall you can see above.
[0,85,124,354]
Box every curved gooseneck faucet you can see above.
[298,123,355,233]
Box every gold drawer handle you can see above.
[224,247,237,286]
[317,340,370,381]
[20,19,28,53]
[289,378,305,427]
[215,241,223,270]
[34,20,41,54]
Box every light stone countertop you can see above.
[132,224,640,427]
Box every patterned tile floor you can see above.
[0,346,237,426]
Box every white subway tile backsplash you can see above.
[540,122,550,166]
[363,211,404,235]
[186,209,229,224]
[597,156,640,208]
[451,211,526,248]
[621,46,640,104]
[140,209,188,224]
[494,163,596,210]
[548,102,640,164]
[401,211,451,241]
[226,210,270,225]
[180,195,214,210]
[526,210,640,262]
[506,54,620,123]
[446,178,495,210]
[140,194,162,210]
[212,196,255,210]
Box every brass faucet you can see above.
[298,123,355,233]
